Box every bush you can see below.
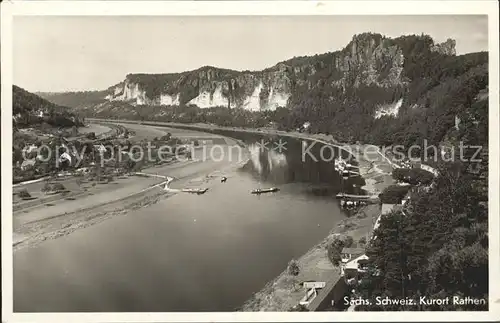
[85,132,96,140]
[408,168,434,185]
[359,237,367,246]
[327,237,345,266]
[392,167,434,185]
[42,182,66,192]
[379,185,411,204]
[392,168,411,182]
[344,236,354,248]
[18,189,31,199]
[287,259,300,276]
[51,183,66,192]
[41,182,52,192]
[160,133,172,142]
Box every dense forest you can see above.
[357,161,488,311]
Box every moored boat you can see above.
[251,187,279,194]
[182,188,209,194]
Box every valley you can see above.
[11,30,490,312]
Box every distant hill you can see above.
[13,85,82,128]
[36,90,108,109]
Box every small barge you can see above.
[251,187,280,194]
[182,188,209,195]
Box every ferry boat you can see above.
[182,188,209,195]
[251,187,280,194]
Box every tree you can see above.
[86,132,96,140]
[379,185,411,204]
[344,235,354,248]
[327,237,345,266]
[358,162,488,311]
[287,259,300,276]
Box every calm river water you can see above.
[14,130,364,312]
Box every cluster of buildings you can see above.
[295,201,409,310]
[339,200,409,286]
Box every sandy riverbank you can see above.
[13,124,248,251]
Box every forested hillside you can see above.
[13,85,82,128]
[357,160,488,311]
[69,34,487,156]
[37,90,108,109]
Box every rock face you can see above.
[41,33,459,113]
[431,38,457,56]
[102,33,452,111]
[106,66,294,111]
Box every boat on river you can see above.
[251,187,280,194]
[335,192,372,200]
[182,188,209,195]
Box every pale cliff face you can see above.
[374,98,403,119]
[188,84,230,109]
[103,33,456,112]
[106,71,292,111]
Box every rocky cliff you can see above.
[39,32,487,152]
[100,33,448,111]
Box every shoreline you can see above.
[13,125,250,251]
[14,120,395,311]
[85,119,396,311]
[239,141,395,311]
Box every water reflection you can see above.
[237,135,365,196]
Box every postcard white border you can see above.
[1,1,499,322]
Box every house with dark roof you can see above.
[340,247,365,276]
[343,254,370,285]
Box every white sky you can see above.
[13,15,488,92]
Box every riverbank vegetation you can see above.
[327,235,354,266]
[357,161,488,311]
[378,185,412,204]
[392,168,434,185]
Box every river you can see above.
[13,125,364,312]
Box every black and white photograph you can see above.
[1,1,499,321]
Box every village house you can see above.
[411,161,439,177]
[343,254,370,285]
[340,247,364,275]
